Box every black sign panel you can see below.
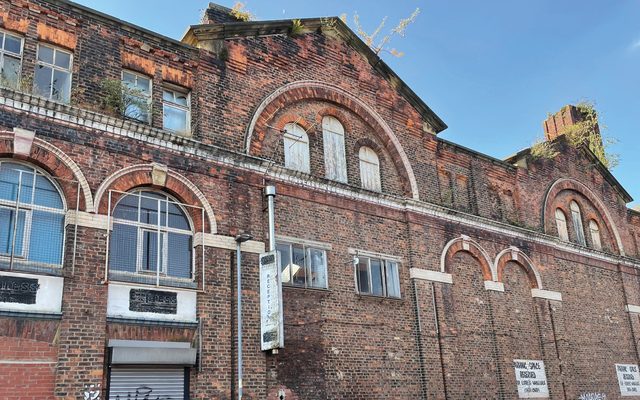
[0,276,40,304]
[129,289,177,314]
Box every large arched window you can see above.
[589,219,602,251]
[555,208,569,242]
[109,190,193,280]
[0,161,65,267]
[322,116,347,183]
[359,146,381,192]
[283,123,310,173]
[570,201,586,246]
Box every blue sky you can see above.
[74,0,640,207]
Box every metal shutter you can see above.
[109,367,186,399]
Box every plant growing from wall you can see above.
[289,19,305,37]
[231,2,254,22]
[99,79,150,120]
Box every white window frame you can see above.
[354,255,401,299]
[322,116,347,183]
[0,30,24,89]
[0,161,66,267]
[121,70,152,123]
[276,240,328,289]
[283,123,311,174]
[570,200,586,246]
[589,219,602,251]
[359,146,382,192]
[162,86,191,134]
[34,43,73,103]
[555,208,569,242]
[110,190,195,281]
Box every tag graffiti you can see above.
[114,386,174,400]
[83,383,101,400]
[578,393,606,400]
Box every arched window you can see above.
[555,208,569,242]
[322,116,347,183]
[0,161,65,267]
[109,190,193,280]
[359,146,381,192]
[589,219,602,251]
[570,201,586,246]
[283,123,310,173]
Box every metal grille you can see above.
[106,189,205,289]
[108,367,185,400]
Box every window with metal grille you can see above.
[0,162,65,269]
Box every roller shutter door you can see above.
[108,367,186,399]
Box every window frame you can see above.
[34,43,73,103]
[276,240,328,290]
[358,146,382,192]
[322,116,348,183]
[555,208,569,242]
[569,200,586,246]
[354,255,401,299]
[162,85,191,134]
[109,190,195,281]
[283,122,311,174]
[0,161,67,268]
[121,69,153,124]
[0,30,24,90]
[589,219,602,251]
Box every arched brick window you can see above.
[589,219,602,251]
[359,146,381,192]
[322,116,347,183]
[570,201,586,246]
[283,123,310,173]
[555,208,569,242]
[109,190,193,281]
[0,161,65,268]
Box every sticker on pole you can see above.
[260,250,282,351]
[513,359,549,398]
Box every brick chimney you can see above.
[201,3,244,24]
[543,104,600,141]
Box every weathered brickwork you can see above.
[0,1,639,399]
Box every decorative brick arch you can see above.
[245,80,420,200]
[440,235,496,281]
[494,247,542,289]
[543,178,624,256]
[94,164,216,233]
[0,131,94,212]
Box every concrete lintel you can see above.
[625,304,640,314]
[531,288,563,302]
[484,281,505,292]
[194,232,265,254]
[65,210,110,230]
[409,268,452,284]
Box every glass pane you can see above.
[54,50,71,69]
[0,33,4,49]
[113,193,139,222]
[175,94,188,106]
[141,230,164,273]
[163,90,174,102]
[308,248,327,289]
[29,210,64,264]
[385,262,401,298]
[357,258,370,294]
[34,175,63,209]
[277,243,291,284]
[33,65,52,98]
[163,105,188,132]
[37,45,54,64]
[370,259,384,296]
[0,163,33,203]
[52,69,71,103]
[167,232,191,278]
[139,192,166,226]
[109,224,137,273]
[291,244,306,286]
[1,56,21,89]
[167,202,190,230]
[0,208,26,256]
[124,95,149,122]
[136,76,150,93]
[5,35,21,54]
[122,71,135,85]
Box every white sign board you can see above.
[616,364,640,396]
[260,251,283,350]
[513,359,549,398]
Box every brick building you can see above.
[0,0,639,399]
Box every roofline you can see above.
[436,137,517,170]
[43,0,197,50]
[182,17,448,134]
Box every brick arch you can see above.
[494,247,542,289]
[94,164,216,233]
[0,131,94,212]
[245,80,420,200]
[440,235,495,281]
[543,178,624,255]
[315,107,353,134]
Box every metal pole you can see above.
[104,191,112,282]
[265,185,276,252]
[236,240,243,400]
[9,171,23,270]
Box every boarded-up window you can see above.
[589,219,602,250]
[283,123,310,173]
[359,146,381,192]
[555,208,569,241]
[570,201,586,246]
[322,116,347,183]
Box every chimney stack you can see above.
[201,3,244,24]
[543,104,601,142]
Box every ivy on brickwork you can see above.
[530,102,619,169]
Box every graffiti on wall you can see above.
[578,393,606,400]
[83,383,101,400]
